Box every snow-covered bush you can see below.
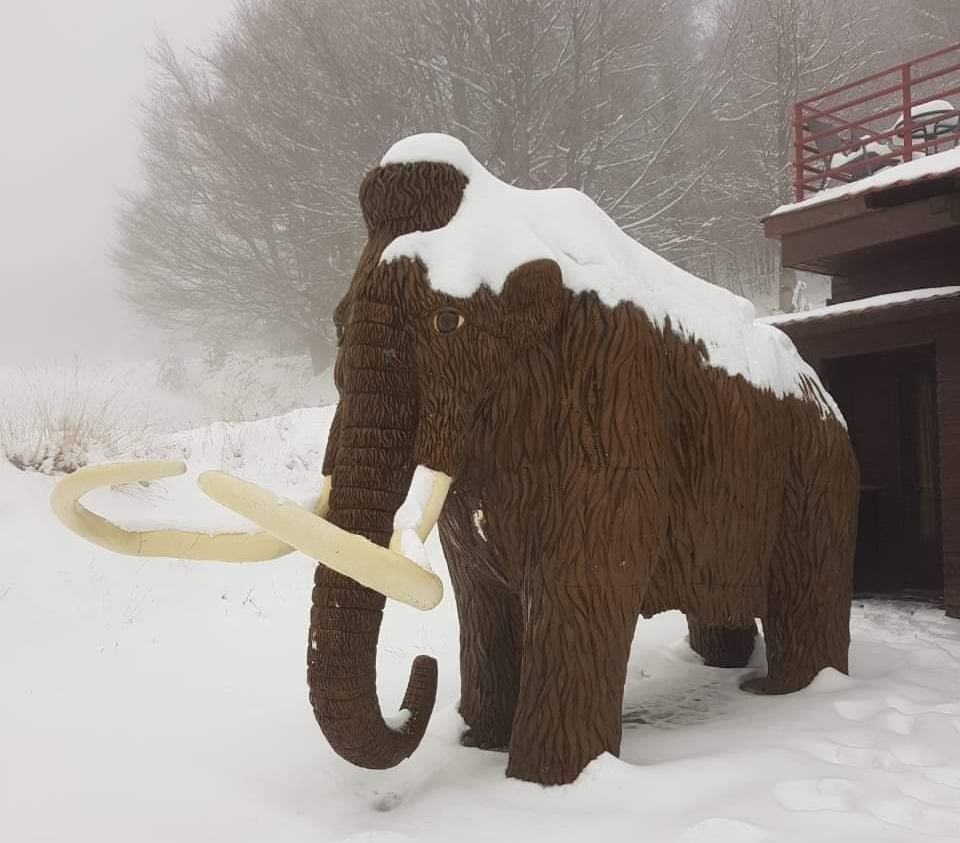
[191,352,315,422]
[0,351,328,469]
[0,367,156,475]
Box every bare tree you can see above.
[118,0,929,341]
[116,1,407,371]
[117,0,732,361]
[912,0,960,43]
[709,0,886,310]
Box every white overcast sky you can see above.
[0,0,237,364]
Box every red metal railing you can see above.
[793,43,960,202]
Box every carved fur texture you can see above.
[312,161,859,786]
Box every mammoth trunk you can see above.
[307,340,437,769]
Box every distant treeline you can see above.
[114,0,959,368]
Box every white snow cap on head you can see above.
[381,133,478,176]
[377,133,842,423]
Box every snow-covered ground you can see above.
[4,409,960,842]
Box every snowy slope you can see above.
[4,410,960,841]
[381,134,839,421]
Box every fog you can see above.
[2,0,950,371]
[0,0,234,364]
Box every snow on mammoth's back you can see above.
[381,133,841,421]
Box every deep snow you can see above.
[4,409,960,842]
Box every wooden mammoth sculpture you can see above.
[53,134,858,786]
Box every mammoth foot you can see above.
[687,619,757,668]
[740,673,812,695]
[460,724,510,752]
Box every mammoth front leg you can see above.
[451,565,522,749]
[507,571,640,785]
[504,471,657,785]
[440,488,523,750]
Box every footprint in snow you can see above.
[370,790,403,812]
[890,740,944,767]
[772,778,861,812]
[801,737,900,770]
[622,679,737,729]
[902,778,960,809]
[869,796,960,837]
[833,698,884,721]
[683,817,772,842]
[925,766,960,789]
[833,696,919,735]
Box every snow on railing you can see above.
[793,43,960,202]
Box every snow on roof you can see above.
[762,286,960,326]
[770,146,960,216]
[380,133,841,420]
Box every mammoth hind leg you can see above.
[745,433,858,696]
[687,617,757,668]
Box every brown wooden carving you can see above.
[312,159,859,785]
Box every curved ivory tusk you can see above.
[196,470,444,611]
[50,460,320,562]
[388,467,452,556]
[314,474,332,519]
[413,471,451,542]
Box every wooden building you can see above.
[763,45,960,616]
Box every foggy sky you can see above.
[0,0,236,365]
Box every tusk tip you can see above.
[164,460,189,478]
[419,583,444,611]
[196,469,231,494]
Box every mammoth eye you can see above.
[335,323,345,347]
[433,310,465,334]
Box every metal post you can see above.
[902,63,914,162]
[794,102,805,201]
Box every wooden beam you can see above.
[773,300,960,345]
[762,194,871,239]
[780,195,960,273]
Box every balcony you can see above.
[793,43,960,203]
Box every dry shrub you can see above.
[0,366,156,475]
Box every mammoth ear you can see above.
[499,259,564,348]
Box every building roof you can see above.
[769,147,960,218]
[761,287,960,337]
[764,286,960,326]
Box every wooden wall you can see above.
[830,236,960,304]
[937,331,960,617]
[788,313,960,616]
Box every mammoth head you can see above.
[342,162,565,477]
[313,153,565,595]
